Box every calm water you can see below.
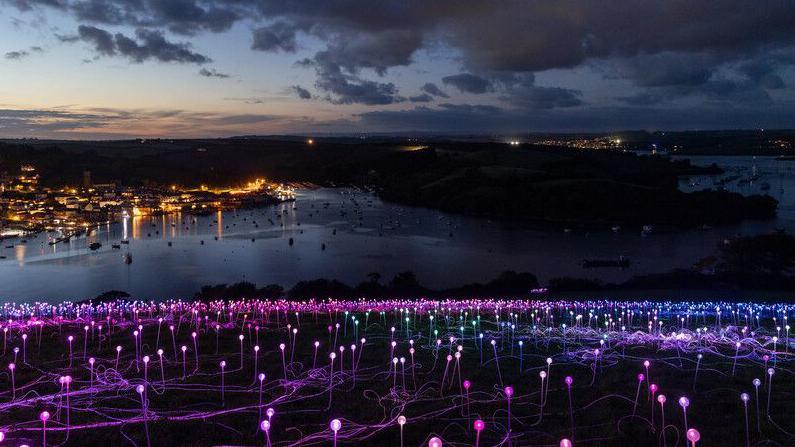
[1,156,793,301]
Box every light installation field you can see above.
[0,299,792,446]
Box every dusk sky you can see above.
[2,1,795,138]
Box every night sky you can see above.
[1,1,795,138]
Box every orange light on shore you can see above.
[307,138,314,145]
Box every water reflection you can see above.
[0,156,792,301]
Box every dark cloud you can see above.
[321,29,422,75]
[116,29,210,63]
[501,86,583,109]
[0,107,290,138]
[290,85,312,99]
[736,51,795,90]
[77,25,116,55]
[9,1,795,71]
[0,107,120,133]
[70,25,210,64]
[4,45,44,60]
[357,102,795,133]
[420,82,448,98]
[616,93,665,107]
[300,50,403,105]
[5,50,29,60]
[198,67,229,78]
[612,52,717,88]
[409,93,433,103]
[251,21,301,53]
[442,73,492,94]
[6,0,795,129]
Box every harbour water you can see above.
[1,156,793,301]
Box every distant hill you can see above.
[0,136,777,227]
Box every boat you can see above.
[611,226,621,233]
[582,256,630,269]
[775,155,795,161]
[124,253,133,264]
[111,244,121,249]
[120,240,130,244]
[89,242,102,251]
[641,225,654,236]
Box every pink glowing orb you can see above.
[473,420,485,431]
[643,360,650,368]
[136,384,145,394]
[89,357,95,365]
[504,386,514,398]
[259,373,266,381]
[637,373,645,382]
[266,408,275,418]
[686,428,700,442]
[753,378,761,387]
[220,361,226,368]
[463,380,471,390]
[40,411,50,422]
[428,437,443,447]
[7,363,14,371]
[279,343,286,351]
[649,384,658,393]
[657,394,666,404]
[398,415,406,426]
[0,430,5,442]
[330,418,342,432]
[679,397,690,408]
[565,376,573,386]
[560,439,573,447]
[260,420,270,432]
[740,393,749,402]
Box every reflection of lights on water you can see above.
[14,244,26,265]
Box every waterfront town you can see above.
[0,164,294,239]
